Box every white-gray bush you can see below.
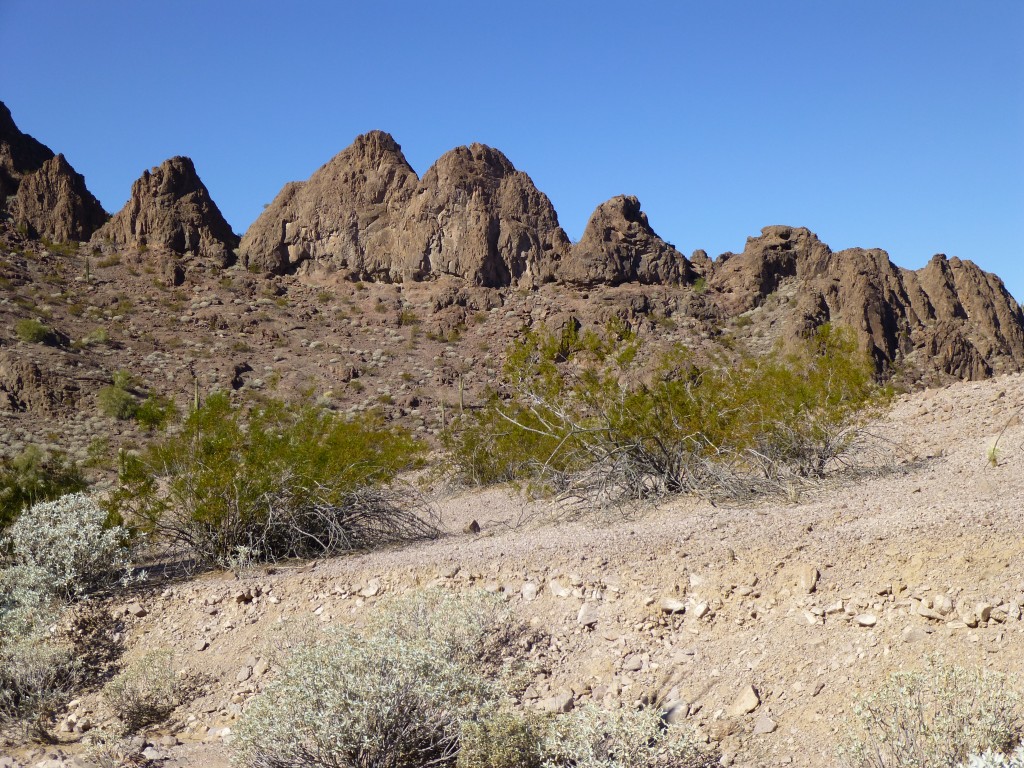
[103,650,187,733]
[840,658,1021,768]
[235,631,497,768]
[3,492,134,604]
[963,746,1024,768]
[541,704,714,768]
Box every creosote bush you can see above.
[110,393,430,565]
[444,322,887,506]
[14,318,53,345]
[840,658,1022,768]
[0,446,87,530]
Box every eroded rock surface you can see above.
[12,154,107,242]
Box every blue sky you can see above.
[3,1,1022,297]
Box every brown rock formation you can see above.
[1,102,107,241]
[394,143,570,286]
[240,131,418,276]
[561,195,691,286]
[240,135,570,286]
[0,350,78,413]
[95,156,238,264]
[0,101,53,200]
[708,226,1024,378]
[12,154,107,242]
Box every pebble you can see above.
[726,685,760,717]
[855,614,877,627]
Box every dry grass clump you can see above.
[102,650,192,732]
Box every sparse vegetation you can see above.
[443,323,887,506]
[110,393,430,565]
[15,318,54,344]
[839,658,1022,768]
[97,383,139,420]
[0,446,88,530]
[103,650,188,732]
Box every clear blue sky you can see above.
[3,1,1022,297]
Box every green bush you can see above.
[110,393,430,564]
[840,658,1022,768]
[15,318,53,345]
[134,394,179,431]
[444,323,886,504]
[97,385,139,420]
[0,447,88,530]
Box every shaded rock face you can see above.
[0,101,53,200]
[241,135,570,286]
[95,156,238,264]
[0,351,78,413]
[240,131,418,277]
[12,154,107,242]
[709,226,1024,377]
[395,144,570,286]
[1,101,107,241]
[561,195,691,287]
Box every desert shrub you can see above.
[0,446,87,529]
[839,659,1022,768]
[366,589,536,680]
[444,323,886,505]
[110,393,430,564]
[103,650,184,732]
[2,493,133,603]
[15,318,53,344]
[236,631,496,768]
[0,625,81,739]
[963,746,1024,767]
[458,709,546,768]
[541,704,715,768]
[98,384,139,420]
[134,393,179,431]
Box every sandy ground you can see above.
[6,373,1024,768]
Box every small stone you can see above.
[855,614,877,627]
[359,580,381,598]
[692,601,710,619]
[709,717,740,741]
[464,520,481,534]
[726,685,760,717]
[125,602,147,618]
[194,639,209,652]
[752,713,778,734]
[253,658,270,677]
[664,700,690,724]
[795,564,819,594]
[539,692,575,713]
[549,580,571,598]
[236,666,252,683]
[977,603,994,623]
[659,597,686,614]
[577,603,599,628]
[917,604,944,621]
[902,626,931,643]
[622,654,644,672]
[522,582,539,602]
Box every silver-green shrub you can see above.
[963,746,1024,768]
[235,631,496,768]
[840,659,1022,768]
[541,704,714,768]
[103,650,186,732]
[3,492,134,603]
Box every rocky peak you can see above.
[0,100,54,200]
[12,153,107,242]
[94,156,238,264]
[395,143,570,286]
[239,130,418,276]
[561,195,691,287]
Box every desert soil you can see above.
[6,372,1024,768]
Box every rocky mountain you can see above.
[561,195,692,287]
[94,156,238,265]
[241,135,571,287]
[709,226,1024,378]
[0,101,107,241]
[12,153,108,242]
